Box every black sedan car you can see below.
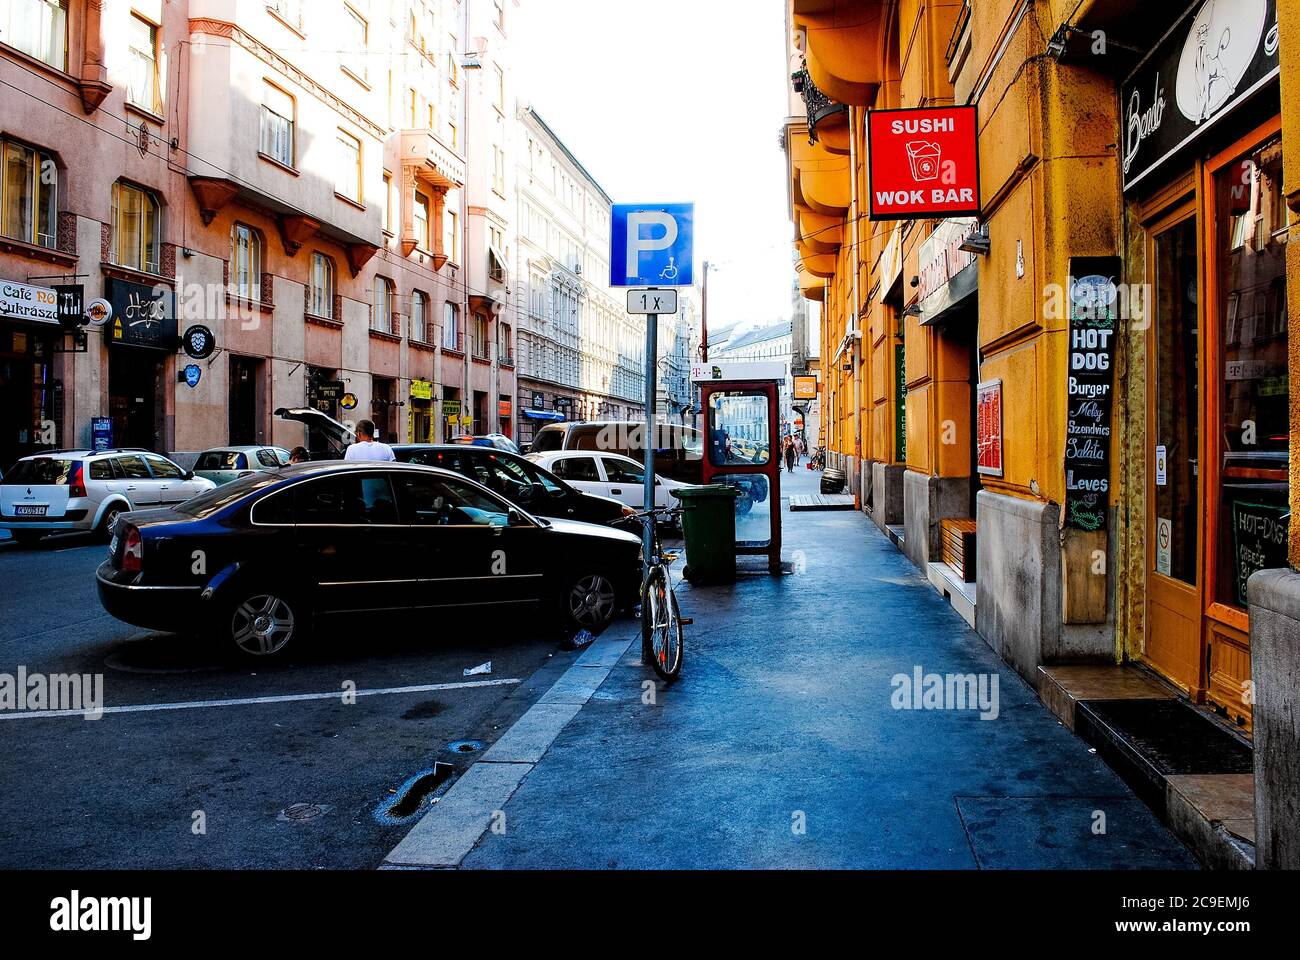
[96,462,642,658]
[390,444,639,533]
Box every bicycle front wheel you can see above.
[641,565,684,681]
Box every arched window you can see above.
[111,181,161,274]
[230,223,262,299]
[309,252,334,318]
[372,276,394,334]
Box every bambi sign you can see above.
[867,105,980,220]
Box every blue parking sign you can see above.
[610,203,693,287]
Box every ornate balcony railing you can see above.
[791,64,847,145]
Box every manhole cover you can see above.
[279,802,327,822]
[446,740,483,754]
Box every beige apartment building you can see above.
[512,106,645,448]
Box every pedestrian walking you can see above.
[784,436,796,473]
[344,419,396,462]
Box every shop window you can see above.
[309,252,334,318]
[1152,216,1199,586]
[230,223,262,300]
[126,13,162,114]
[1,0,68,70]
[110,181,161,274]
[1,138,57,248]
[260,82,295,167]
[1213,138,1290,608]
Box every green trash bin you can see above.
[674,484,740,584]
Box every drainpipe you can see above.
[847,105,864,502]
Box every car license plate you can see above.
[14,505,47,517]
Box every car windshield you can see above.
[528,428,563,453]
[175,471,284,517]
[4,458,77,485]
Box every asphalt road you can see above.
[0,533,596,868]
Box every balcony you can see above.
[792,65,848,151]
[398,129,465,190]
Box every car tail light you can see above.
[69,462,87,499]
[121,525,143,572]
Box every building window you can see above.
[492,143,505,195]
[309,252,334,318]
[444,208,458,263]
[442,301,460,350]
[336,130,361,202]
[259,82,295,166]
[411,290,429,342]
[447,120,457,149]
[381,171,392,231]
[1,0,67,70]
[267,0,304,31]
[472,312,489,358]
[372,276,394,334]
[341,6,368,81]
[498,322,512,363]
[127,14,161,114]
[230,223,262,300]
[494,63,505,111]
[1,139,56,249]
[407,88,418,128]
[110,181,160,274]
[414,189,430,251]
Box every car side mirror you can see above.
[183,470,195,480]
[507,507,528,526]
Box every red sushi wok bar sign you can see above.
[867,105,981,220]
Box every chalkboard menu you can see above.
[1231,500,1290,606]
[1063,257,1120,531]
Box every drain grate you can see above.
[446,739,484,754]
[374,763,455,825]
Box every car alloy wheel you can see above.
[230,593,296,656]
[99,506,122,538]
[567,574,616,628]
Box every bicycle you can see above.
[614,505,688,680]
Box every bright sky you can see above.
[512,0,795,337]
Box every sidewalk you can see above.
[394,465,1196,869]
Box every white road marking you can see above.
[0,678,521,720]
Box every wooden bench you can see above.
[940,518,977,583]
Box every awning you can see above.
[522,409,566,422]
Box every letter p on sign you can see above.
[610,203,693,287]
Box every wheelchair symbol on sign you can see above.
[659,257,679,282]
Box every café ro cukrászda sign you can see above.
[1064,259,1120,532]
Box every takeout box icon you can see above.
[906,140,942,181]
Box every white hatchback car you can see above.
[0,449,216,547]
[527,450,687,514]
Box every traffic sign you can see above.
[626,288,678,315]
[610,203,693,287]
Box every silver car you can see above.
[0,449,216,547]
[193,445,292,485]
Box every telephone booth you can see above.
[691,361,785,573]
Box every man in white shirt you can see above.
[344,419,396,462]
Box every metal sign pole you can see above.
[642,311,658,571]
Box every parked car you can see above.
[95,462,643,657]
[527,450,687,516]
[1,450,216,547]
[391,444,638,532]
[451,434,520,453]
[526,420,704,484]
[274,407,356,459]
[193,445,292,485]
